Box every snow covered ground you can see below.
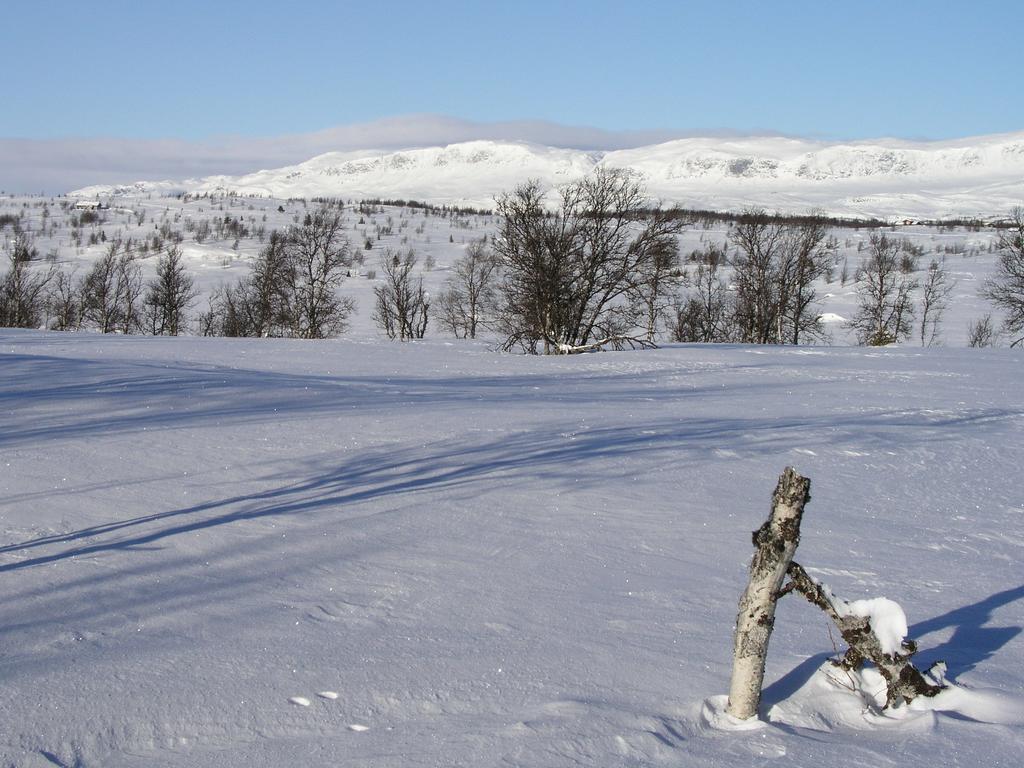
[70,132,1024,220]
[1,193,1008,348]
[2,331,1022,766]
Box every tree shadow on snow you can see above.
[0,419,803,572]
[0,351,729,447]
[4,350,1020,450]
[759,651,835,713]
[3,399,1016,577]
[911,584,1024,681]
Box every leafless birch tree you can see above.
[285,206,355,339]
[671,245,733,343]
[373,250,430,341]
[493,170,683,353]
[983,207,1024,347]
[919,259,955,346]
[848,234,918,346]
[0,247,54,328]
[438,239,498,339]
[145,244,198,336]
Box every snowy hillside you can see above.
[71,132,1024,219]
[1,192,1009,348]
[2,331,1023,766]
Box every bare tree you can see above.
[202,232,292,338]
[982,207,1024,346]
[723,211,836,345]
[492,179,570,353]
[8,230,39,264]
[919,259,955,346]
[82,241,136,333]
[200,216,353,340]
[246,231,293,336]
[493,169,684,353]
[196,293,224,338]
[437,239,499,339]
[47,268,82,331]
[729,210,788,344]
[373,249,430,340]
[636,235,683,342]
[284,206,355,339]
[145,244,198,336]
[670,245,733,343]
[781,215,836,345]
[848,234,918,346]
[116,255,144,335]
[0,248,54,328]
[967,314,998,348]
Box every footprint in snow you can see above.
[288,696,312,707]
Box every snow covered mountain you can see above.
[72,132,1024,219]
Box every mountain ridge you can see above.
[71,132,1024,219]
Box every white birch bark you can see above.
[726,467,811,720]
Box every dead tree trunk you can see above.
[726,467,811,720]
[724,468,944,719]
[784,562,943,707]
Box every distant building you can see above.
[74,200,102,210]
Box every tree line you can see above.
[1,233,197,335]
[3,185,1023,350]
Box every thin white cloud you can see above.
[0,114,765,194]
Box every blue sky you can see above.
[2,0,1022,191]
[5,0,1021,141]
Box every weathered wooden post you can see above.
[726,467,811,720]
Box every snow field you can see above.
[1,331,1022,766]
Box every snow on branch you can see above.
[784,562,944,708]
